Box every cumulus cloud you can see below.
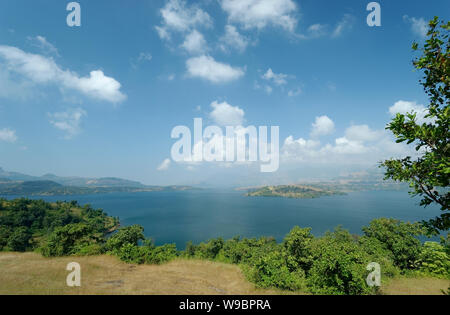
[219,25,249,53]
[157,158,171,171]
[311,116,335,138]
[186,55,245,83]
[181,30,208,54]
[345,125,384,142]
[220,0,298,32]
[0,45,126,103]
[282,122,411,166]
[389,100,431,125]
[48,108,86,139]
[209,101,245,126]
[403,16,428,38]
[0,128,17,143]
[156,0,212,40]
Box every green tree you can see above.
[6,227,31,252]
[105,225,145,252]
[362,218,424,269]
[381,17,449,233]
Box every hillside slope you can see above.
[0,253,447,295]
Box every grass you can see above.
[0,252,285,295]
[0,252,448,295]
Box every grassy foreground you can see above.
[0,252,448,295]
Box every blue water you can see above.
[4,190,442,248]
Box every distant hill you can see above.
[245,185,345,199]
[0,167,197,196]
[0,180,197,196]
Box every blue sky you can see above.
[0,0,448,186]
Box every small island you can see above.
[245,185,345,199]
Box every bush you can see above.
[362,218,425,270]
[245,251,307,291]
[105,225,145,253]
[6,227,31,252]
[359,236,399,279]
[142,243,178,264]
[40,223,96,257]
[307,228,374,295]
[417,242,450,277]
[282,227,314,273]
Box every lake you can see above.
[6,189,441,248]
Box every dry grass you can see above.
[0,252,284,295]
[381,276,449,295]
[0,253,448,295]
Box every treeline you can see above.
[0,198,448,295]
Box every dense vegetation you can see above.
[382,17,449,233]
[1,197,448,295]
[246,185,345,199]
[0,198,118,254]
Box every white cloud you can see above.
[332,14,354,38]
[27,35,59,56]
[307,24,327,38]
[288,87,302,97]
[311,115,335,138]
[186,55,245,83]
[345,125,384,142]
[0,45,126,103]
[181,30,208,54]
[219,25,249,53]
[220,0,298,32]
[157,158,171,171]
[403,16,428,38]
[282,122,411,166]
[389,100,431,125]
[209,101,245,126]
[48,108,86,139]
[0,128,17,143]
[262,68,289,86]
[156,0,212,39]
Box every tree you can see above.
[105,225,145,252]
[382,17,449,233]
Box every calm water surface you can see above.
[5,190,441,248]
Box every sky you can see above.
[0,0,448,186]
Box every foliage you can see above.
[0,198,118,254]
[282,227,314,272]
[362,218,425,269]
[40,223,98,257]
[105,225,145,253]
[307,228,374,295]
[417,241,450,277]
[381,17,450,232]
[244,251,307,291]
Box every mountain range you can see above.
[0,167,196,196]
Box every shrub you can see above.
[308,228,374,295]
[282,227,314,272]
[105,225,145,253]
[6,227,31,252]
[362,218,425,269]
[417,242,450,277]
[245,251,307,291]
[142,243,178,264]
[40,223,96,257]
